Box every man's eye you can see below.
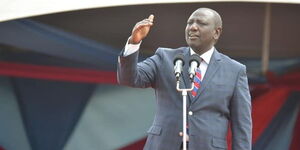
[198,22,207,25]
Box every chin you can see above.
[188,43,199,49]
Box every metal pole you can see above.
[262,3,271,75]
[177,81,194,150]
[182,90,187,150]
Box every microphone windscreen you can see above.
[189,54,201,67]
[173,53,185,66]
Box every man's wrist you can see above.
[123,36,141,56]
[128,36,141,44]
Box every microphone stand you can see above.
[176,80,194,150]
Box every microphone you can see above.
[189,54,201,81]
[173,53,185,81]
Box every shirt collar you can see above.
[190,46,215,64]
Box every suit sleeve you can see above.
[117,49,161,88]
[230,65,252,150]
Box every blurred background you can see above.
[0,0,299,150]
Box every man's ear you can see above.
[213,27,222,40]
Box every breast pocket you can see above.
[204,82,234,109]
[207,83,234,97]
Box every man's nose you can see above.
[189,23,198,31]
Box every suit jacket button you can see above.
[188,111,193,116]
[179,132,183,136]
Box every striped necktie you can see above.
[191,68,202,97]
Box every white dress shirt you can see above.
[123,38,214,81]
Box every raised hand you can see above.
[129,14,154,44]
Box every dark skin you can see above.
[129,14,154,44]
[185,8,222,55]
[129,8,222,56]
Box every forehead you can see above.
[188,9,215,21]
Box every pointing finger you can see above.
[148,14,154,23]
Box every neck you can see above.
[193,46,213,55]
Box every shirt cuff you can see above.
[123,37,141,56]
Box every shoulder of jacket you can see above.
[218,52,245,70]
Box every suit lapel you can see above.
[191,49,221,104]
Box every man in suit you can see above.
[117,8,252,150]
